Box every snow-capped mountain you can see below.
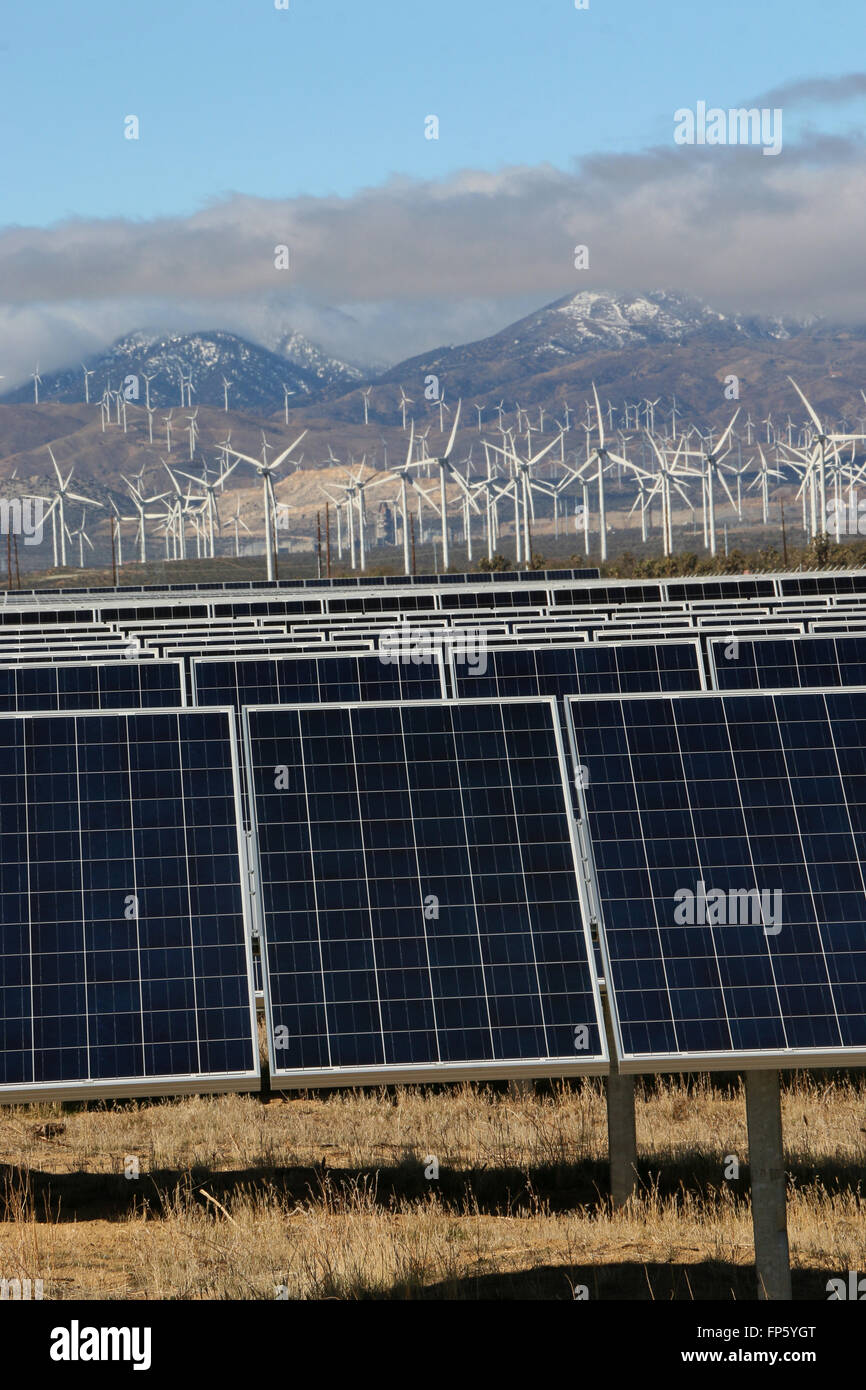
[0,329,362,412]
[272,329,365,386]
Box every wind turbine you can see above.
[65,509,94,568]
[398,387,414,430]
[141,370,158,410]
[683,409,740,557]
[45,448,103,567]
[387,421,441,575]
[82,365,95,405]
[576,384,634,563]
[361,387,372,425]
[229,430,308,581]
[174,455,238,557]
[222,376,233,413]
[230,498,252,557]
[411,401,466,570]
[32,365,42,405]
[788,377,866,536]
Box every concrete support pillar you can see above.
[744,1070,791,1300]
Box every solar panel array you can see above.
[0,708,258,1102]
[2,562,866,1094]
[243,699,605,1083]
[566,689,866,1070]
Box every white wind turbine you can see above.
[409,401,467,570]
[141,370,158,410]
[229,429,308,580]
[788,377,866,537]
[398,387,414,430]
[82,365,95,405]
[643,433,701,556]
[230,497,252,557]
[361,387,372,425]
[173,455,238,558]
[386,422,441,575]
[32,365,42,405]
[65,509,94,568]
[683,409,741,557]
[487,428,563,566]
[45,448,103,567]
[222,376,233,412]
[576,384,634,563]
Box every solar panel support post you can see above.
[744,1069,791,1300]
[603,995,637,1207]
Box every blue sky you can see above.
[1,1,865,379]
[3,0,863,226]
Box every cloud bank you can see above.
[3,81,866,385]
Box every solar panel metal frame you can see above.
[0,658,187,710]
[564,686,866,1074]
[447,638,707,701]
[0,704,260,1102]
[706,632,866,692]
[243,695,609,1086]
[190,646,449,706]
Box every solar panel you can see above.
[0,708,258,1101]
[565,688,866,1070]
[450,640,705,704]
[243,698,606,1085]
[709,634,866,691]
[0,660,185,712]
[190,649,447,711]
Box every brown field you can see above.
[1,1066,865,1300]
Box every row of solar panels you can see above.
[5,685,866,1103]
[4,587,866,640]
[3,602,866,656]
[6,635,866,712]
[7,568,866,623]
[2,567,601,602]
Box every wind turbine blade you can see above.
[788,377,823,435]
[271,430,309,470]
[714,409,740,457]
[443,400,462,459]
[592,382,604,448]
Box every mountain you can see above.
[0,330,362,414]
[313,288,859,432]
[271,329,365,387]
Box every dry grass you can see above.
[1,1073,864,1299]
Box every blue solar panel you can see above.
[191,651,446,711]
[709,634,866,692]
[0,660,186,712]
[451,640,705,703]
[243,698,606,1084]
[0,708,258,1101]
[565,689,866,1070]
